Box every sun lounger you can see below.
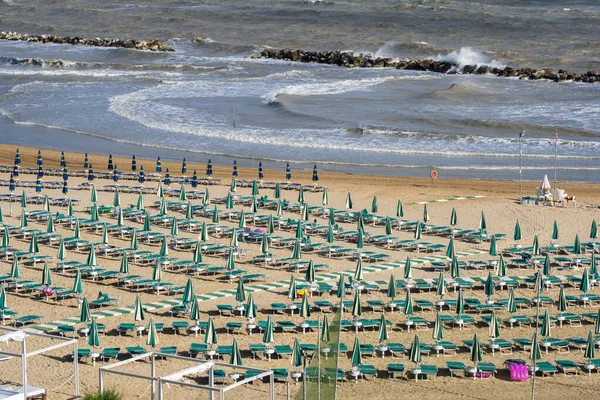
[126,346,147,357]
[555,359,579,375]
[447,361,466,377]
[513,338,532,351]
[57,325,76,337]
[387,363,405,379]
[14,315,42,327]
[172,321,189,334]
[100,348,120,361]
[158,346,177,358]
[217,304,234,316]
[409,364,438,380]
[541,337,570,353]
[534,361,557,376]
[225,321,243,334]
[73,348,91,362]
[356,365,377,380]
[118,323,136,336]
[478,362,497,378]
[189,343,208,358]
[277,321,297,333]
[275,345,292,358]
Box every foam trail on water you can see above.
[434,47,505,70]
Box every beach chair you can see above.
[275,345,292,358]
[535,361,558,377]
[546,338,570,353]
[277,321,297,333]
[73,348,91,362]
[14,315,42,327]
[118,323,136,336]
[216,304,234,316]
[225,321,243,334]
[271,368,288,381]
[478,362,497,378]
[446,361,467,377]
[409,364,438,380]
[189,343,207,358]
[126,346,147,357]
[357,365,377,380]
[387,363,405,379]
[555,359,580,375]
[172,321,189,335]
[100,348,121,361]
[57,325,76,338]
[158,346,178,358]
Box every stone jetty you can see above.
[257,48,600,83]
[0,31,174,52]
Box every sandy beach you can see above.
[0,144,599,400]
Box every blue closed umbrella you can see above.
[37,166,44,180]
[37,150,43,166]
[35,178,42,193]
[138,165,145,185]
[181,158,187,174]
[59,151,65,167]
[206,159,213,177]
[156,156,162,173]
[14,149,21,166]
[164,168,171,186]
[312,164,318,182]
[112,164,119,183]
[131,155,137,171]
[9,173,15,192]
[107,154,113,170]
[12,165,18,181]
[285,163,291,181]
[87,164,94,181]
[191,170,198,188]
[258,162,264,180]
[62,165,69,181]
[232,160,238,177]
[62,180,68,195]
[83,153,89,171]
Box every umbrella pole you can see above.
[532,276,541,400]
[317,315,321,400]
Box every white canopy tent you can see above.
[0,326,80,399]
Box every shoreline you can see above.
[3,143,600,204]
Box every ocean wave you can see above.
[372,41,445,60]
[264,74,436,104]
[434,47,505,71]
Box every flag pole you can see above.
[531,272,542,400]
[519,130,525,201]
[554,130,558,207]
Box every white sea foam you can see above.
[434,47,505,70]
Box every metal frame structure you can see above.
[0,326,80,398]
[99,352,274,400]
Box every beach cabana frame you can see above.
[99,351,274,400]
[0,325,80,398]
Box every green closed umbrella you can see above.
[414,220,422,240]
[514,220,521,241]
[326,224,335,244]
[231,177,238,193]
[456,289,465,315]
[260,232,269,255]
[245,294,257,320]
[157,181,164,198]
[29,233,39,254]
[88,318,100,349]
[292,337,302,369]
[489,311,500,340]
[371,196,378,213]
[594,308,600,335]
[204,188,211,205]
[117,208,124,226]
[225,193,233,210]
[230,338,243,367]
[288,275,297,302]
[404,256,412,280]
[541,309,551,338]
[193,241,203,263]
[584,330,595,362]
[113,188,121,207]
[10,258,19,279]
[57,237,67,261]
[357,212,364,231]
[236,278,246,303]
[530,332,542,362]
[302,203,310,222]
[200,222,208,242]
[136,193,144,210]
[276,200,284,218]
[295,222,303,240]
[159,236,169,257]
[321,315,331,344]
[591,220,598,239]
[484,272,494,301]
[291,239,302,261]
[205,317,218,348]
[351,335,362,366]
[573,233,582,255]
[90,185,98,203]
[268,215,275,234]
[179,184,187,201]
[489,236,497,256]
[451,256,460,279]
[134,294,145,323]
[90,204,99,221]
[170,219,179,236]
[385,217,392,235]
[395,200,404,218]
[409,335,422,368]
[182,278,194,305]
[41,262,52,286]
[0,284,6,310]
[432,312,443,342]
[20,210,28,228]
[2,230,9,248]
[67,199,74,217]
[446,237,455,259]
[356,228,364,249]
[20,191,27,208]
[250,196,259,214]
[328,208,335,225]
[130,229,139,250]
[336,274,345,299]
[403,290,414,316]
[297,186,304,204]
[46,216,55,233]
[351,290,362,318]
[212,205,219,223]
[423,204,430,223]
[226,247,236,271]
[190,298,201,327]
[73,271,83,294]
[80,296,91,324]
[354,258,364,281]
[300,294,311,320]
[147,318,159,349]
[143,213,151,232]
[252,180,259,196]
[479,211,487,231]
[152,259,162,282]
[345,192,353,210]
[229,230,239,248]
[238,210,246,229]
[470,332,482,376]
[507,288,517,316]
[542,253,551,276]
[437,272,445,299]
[497,255,506,278]
[450,207,457,226]
[322,188,328,206]
[119,253,129,274]
[387,274,397,301]
[378,314,389,344]
[534,271,545,294]
[100,226,109,245]
[552,220,559,240]
[262,316,275,346]
[581,267,590,295]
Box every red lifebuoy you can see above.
[430,170,438,179]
